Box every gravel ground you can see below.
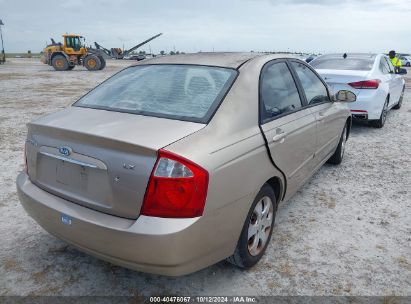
[0,58,410,296]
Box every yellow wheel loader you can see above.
[42,34,106,71]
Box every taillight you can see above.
[348,79,380,89]
[141,149,209,218]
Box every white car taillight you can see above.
[348,79,381,89]
[141,149,209,218]
[154,158,194,178]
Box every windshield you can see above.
[66,36,83,49]
[310,58,374,71]
[74,65,237,123]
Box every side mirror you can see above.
[335,90,356,102]
[397,68,407,75]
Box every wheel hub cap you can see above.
[247,196,273,256]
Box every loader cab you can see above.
[63,34,85,54]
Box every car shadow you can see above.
[349,110,394,135]
[349,121,373,135]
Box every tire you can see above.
[227,184,277,269]
[370,97,389,128]
[84,55,101,71]
[98,56,106,70]
[406,62,410,67]
[327,123,347,165]
[393,86,404,110]
[51,55,69,71]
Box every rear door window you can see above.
[74,65,237,124]
[380,58,391,74]
[291,61,330,105]
[259,62,303,123]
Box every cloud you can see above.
[0,0,410,53]
[261,0,409,10]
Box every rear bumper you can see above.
[348,90,386,120]
[350,111,368,121]
[16,172,235,276]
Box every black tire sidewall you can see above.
[98,56,106,70]
[327,123,346,165]
[373,98,389,128]
[236,184,277,268]
[336,125,346,160]
[84,55,101,71]
[52,55,69,71]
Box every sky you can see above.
[0,0,410,54]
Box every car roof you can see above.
[316,53,378,60]
[137,52,296,69]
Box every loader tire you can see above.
[98,56,106,70]
[84,55,101,71]
[52,55,69,71]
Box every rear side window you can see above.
[291,61,330,105]
[380,58,391,74]
[260,62,302,123]
[74,65,237,124]
[310,58,374,71]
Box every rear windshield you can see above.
[310,58,374,71]
[74,64,237,123]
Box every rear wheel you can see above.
[393,86,405,110]
[51,55,69,71]
[227,184,276,269]
[370,97,388,128]
[84,55,101,71]
[327,123,347,165]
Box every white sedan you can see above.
[311,53,406,128]
[400,56,411,67]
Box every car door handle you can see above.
[317,112,326,121]
[273,130,287,143]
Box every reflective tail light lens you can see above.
[348,79,381,89]
[141,149,209,218]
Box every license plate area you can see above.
[36,152,112,209]
[56,159,88,190]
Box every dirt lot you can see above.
[0,58,410,296]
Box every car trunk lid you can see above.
[25,107,205,219]
[316,69,371,96]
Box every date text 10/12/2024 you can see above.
[149,296,257,303]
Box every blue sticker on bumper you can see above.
[61,214,73,226]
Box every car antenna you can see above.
[343,53,347,59]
